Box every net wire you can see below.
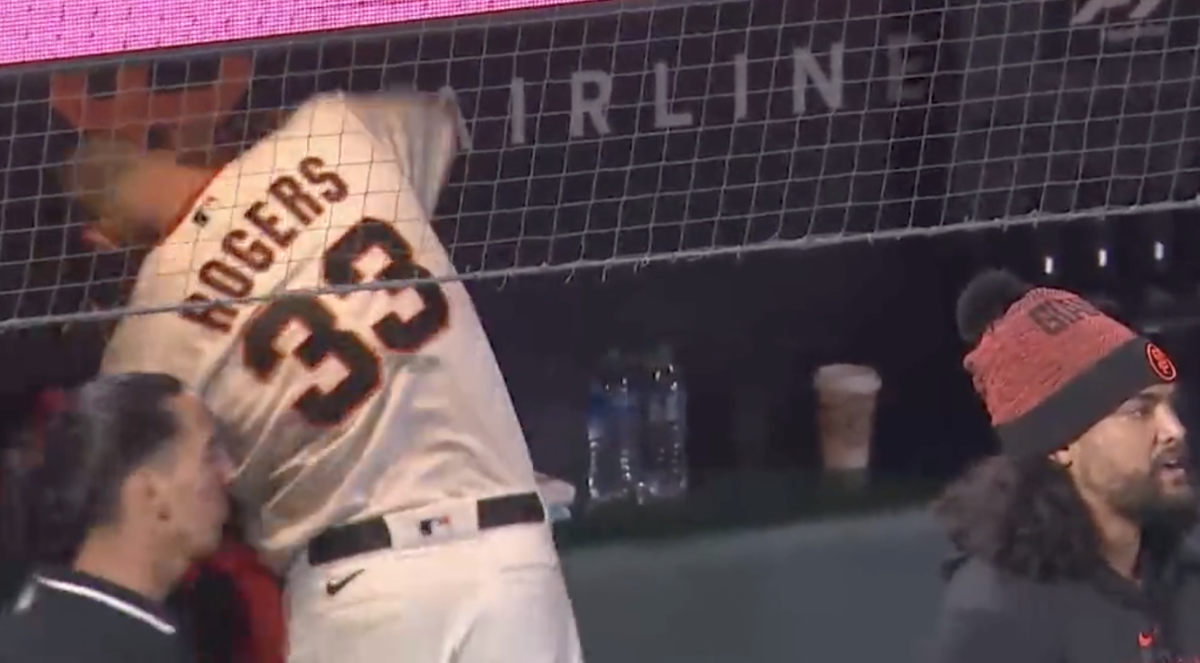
[0,0,1198,332]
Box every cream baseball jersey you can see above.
[100,92,538,569]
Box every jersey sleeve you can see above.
[341,91,460,220]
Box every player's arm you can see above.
[62,92,458,251]
[57,134,218,250]
[341,90,461,219]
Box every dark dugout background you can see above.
[948,0,1200,220]
[943,0,1200,438]
[0,0,1197,516]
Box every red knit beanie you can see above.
[957,271,1178,457]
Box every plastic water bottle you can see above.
[586,351,642,507]
[640,345,688,501]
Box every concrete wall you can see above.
[561,509,948,663]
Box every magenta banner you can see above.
[0,0,605,67]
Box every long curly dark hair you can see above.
[932,454,1195,582]
[933,454,1107,582]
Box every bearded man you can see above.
[930,270,1200,663]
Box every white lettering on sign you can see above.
[654,61,694,129]
[569,69,613,137]
[886,33,932,104]
[1070,0,1165,24]
[396,45,847,151]
[791,44,845,115]
[1039,0,1168,42]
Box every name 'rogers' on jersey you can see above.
[99,92,539,570]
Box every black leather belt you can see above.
[307,492,546,566]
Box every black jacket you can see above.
[929,550,1200,663]
[0,568,195,663]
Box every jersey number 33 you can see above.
[242,217,450,426]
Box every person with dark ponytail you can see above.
[0,372,233,663]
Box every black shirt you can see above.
[0,568,195,663]
[928,554,1200,663]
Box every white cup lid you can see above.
[813,364,881,395]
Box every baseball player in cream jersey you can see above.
[70,90,584,663]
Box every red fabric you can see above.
[188,536,286,663]
[36,389,65,419]
[964,287,1140,425]
[32,389,65,447]
[17,388,67,471]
